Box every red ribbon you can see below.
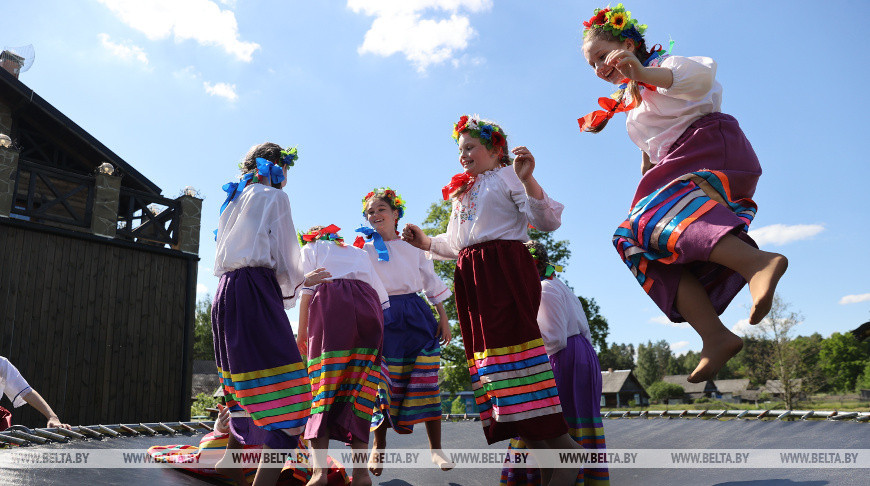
[353,236,365,248]
[442,172,474,200]
[577,80,658,132]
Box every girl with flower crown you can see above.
[295,224,390,486]
[212,142,329,486]
[501,241,609,486]
[353,188,454,475]
[578,4,788,384]
[403,116,581,485]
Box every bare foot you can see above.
[351,470,373,486]
[215,454,247,486]
[305,469,328,486]
[431,449,454,471]
[748,253,788,324]
[367,448,383,476]
[688,331,743,383]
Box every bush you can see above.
[191,393,219,419]
[695,397,711,403]
[450,395,466,414]
[647,381,685,403]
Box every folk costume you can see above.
[430,117,569,445]
[579,5,761,323]
[299,228,390,445]
[212,154,311,450]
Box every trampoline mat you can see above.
[1,419,867,485]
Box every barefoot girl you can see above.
[403,116,580,485]
[355,188,454,475]
[579,4,787,382]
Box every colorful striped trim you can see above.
[382,347,442,432]
[307,347,386,423]
[613,170,757,294]
[468,339,562,426]
[217,364,311,435]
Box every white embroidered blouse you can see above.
[213,184,304,309]
[538,278,593,356]
[626,55,723,163]
[428,166,564,260]
[362,239,452,304]
[300,240,390,310]
[0,356,32,408]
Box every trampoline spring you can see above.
[0,432,30,446]
[757,410,770,419]
[776,410,791,421]
[695,410,706,419]
[76,426,103,439]
[139,423,157,435]
[96,425,121,437]
[156,423,177,435]
[800,411,815,421]
[828,412,858,421]
[193,421,212,431]
[735,410,749,419]
[856,414,870,423]
[119,424,140,436]
[621,411,631,418]
[639,411,648,419]
[30,428,69,442]
[178,422,197,432]
[678,410,688,418]
[714,410,727,419]
[55,428,86,440]
[5,429,47,445]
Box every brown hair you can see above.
[582,28,652,134]
[524,240,550,279]
[242,142,283,188]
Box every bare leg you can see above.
[215,433,247,486]
[525,433,580,486]
[351,437,372,486]
[367,422,387,476]
[252,445,282,486]
[708,233,788,324]
[424,419,454,471]
[306,435,329,486]
[676,269,744,383]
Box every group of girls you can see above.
[210,3,787,485]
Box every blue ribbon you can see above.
[356,225,389,262]
[256,157,285,185]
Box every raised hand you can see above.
[401,223,431,251]
[511,146,536,182]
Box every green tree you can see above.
[855,361,870,391]
[193,295,215,361]
[598,343,635,371]
[578,297,609,353]
[749,295,807,408]
[635,340,674,388]
[818,332,870,392]
[647,381,685,404]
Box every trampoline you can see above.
[1,413,867,485]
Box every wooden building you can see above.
[661,374,718,402]
[601,369,649,407]
[0,57,202,428]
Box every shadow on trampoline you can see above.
[713,481,829,486]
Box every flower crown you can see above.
[452,115,508,152]
[362,187,406,219]
[280,146,298,167]
[582,3,647,44]
[527,246,564,279]
[298,224,345,247]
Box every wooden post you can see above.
[91,171,122,237]
[173,194,202,254]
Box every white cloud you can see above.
[670,341,690,355]
[348,0,493,72]
[839,293,870,304]
[731,318,753,336]
[174,66,200,80]
[204,81,238,101]
[97,0,260,62]
[98,33,149,65]
[748,223,824,246]
[196,283,208,294]
[650,315,690,329]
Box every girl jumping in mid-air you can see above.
[296,225,390,486]
[403,115,580,485]
[354,188,454,475]
[578,3,787,383]
[212,143,328,486]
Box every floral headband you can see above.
[452,115,507,152]
[280,146,298,167]
[298,224,345,247]
[362,187,406,219]
[582,3,646,43]
[528,246,564,279]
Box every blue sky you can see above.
[4,0,869,355]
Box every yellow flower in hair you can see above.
[609,12,627,30]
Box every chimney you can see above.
[0,51,24,79]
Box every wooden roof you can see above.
[713,378,751,395]
[601,369,649,396]
[662,374,718,395]
[0,67,161,194]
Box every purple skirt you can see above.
[303,279,386,445]
[212,267,311,450]
[501,334,610,485]
[614,113,762,321]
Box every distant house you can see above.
[713,379,752,403]
[601,369,649,407]
[191,360,221,399]
[661,375,718,401]
[762,379,805,401]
